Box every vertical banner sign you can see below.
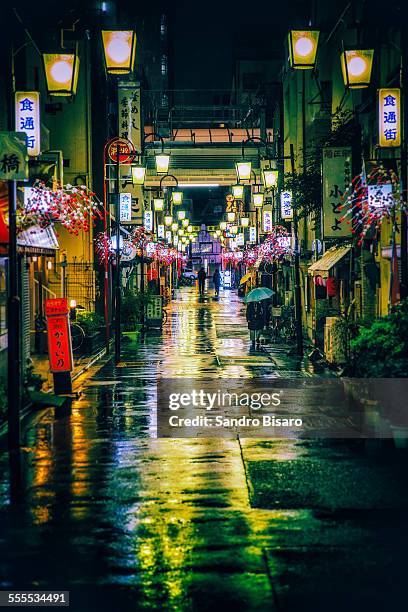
[249,226,257,242]
[144,210,153,232]
[236,232,244,246]
[280,190,293,220]
[166,230,172,243]
[45,298,73,373]
[118,82,143,224]
[119,192,132,221]
[322,147,352,239]
[0,132,29,181]
[15,92,41,156]
[157,224,165,239]
[378,88,401,148]
[263,210,272,233]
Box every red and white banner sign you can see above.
[45,298,73,373]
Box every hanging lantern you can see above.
[288,30,320,69]
[262,169,278,189]
[171,222,178,232]
[341,49,374,89]
[172,191,183,205]
[178,228,184,236]
[220,221,227,230]
[182,218,189,227]
[187,225,193,233]
[101,30,136,74]
[153,198,164,211]
[164,214,173,226]
[232,184,244,199]
[43,53,80,96]
[230,225,238,234]
[177,210,186,220]
[155,154,170,174]
[253,193,264,207]
[241,216,250,227]
[131,165,146,185]
[227,211,235,222]
[236,161,252,182]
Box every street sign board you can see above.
[119,192,132,221]
[322,147,352,238]
[107,137,133,163]
[45,298,74,373]
[0,132,29,181]
[15,91,41,156]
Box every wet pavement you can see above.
[0,287,407,611]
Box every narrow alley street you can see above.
[1,288,407,611]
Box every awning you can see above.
[17,225,59,256]
[308,245,351,278]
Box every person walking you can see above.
[246,300,265,348]
[198,267,206,296]
[213,267,221,297]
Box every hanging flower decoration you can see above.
[130,226,153,251]
[260,225,293,262]
[19,180,103,235]
[223,250,243,267]
[94,231,112,265]
[154,243,178,266]
[242,246,259,268]
[338,164,405,247]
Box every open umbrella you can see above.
[239,272,252,285]
[244,287,274,303]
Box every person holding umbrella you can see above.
[244,287,274,348]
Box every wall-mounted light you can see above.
[253,193,264,207]
[102,30,136,74]
[262,169,278,188]
[171,223,178,232]
[236,161,252,182]
[232,184,244,199]
[182,218,189,227]
[164,214,173,226]
[47,261,53,270]
[241,216,250,227]
[288,30,319,69]
[177,210,186,220]
[172,191,183,205]
[155,154,170,174]
[341,49,374,89]
[131,164,146,185]
[230,225,238,234]
[220,221,227,230]
[43,53,80,96]
[153,198,164,211]
[227,212,236,222]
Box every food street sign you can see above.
[322,147,352,238]
[378,88,401,148]
[0,132,29,181]
[144,210,153,232]
[15,92,41,156]
[107,137,133,163]
[249,226,256,242]
[119,192,132,221]
[263,210,272,233]
[45,298,73,373]
[280,190,293,220]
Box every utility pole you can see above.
[290,144,303,355]
[114,148,121,364]
[400,26,408,299]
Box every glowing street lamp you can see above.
[187,225,193,233]
[101,30,136,74]
[153,198,164,211]
[131,164,146,185]
[341,49,374,89]
[262,169,278,189]
[230,225,238,234]
[178,229,184,236]
[177,210,186,220]
[288,30,320,69]
[253,193,264,208]
[171,223,178,232]
[236,161,252,182]
[155,154,170,174]
[43,53,80,96]
[164,214,173,226]
[182,218,189,227]
[220,221,227,230]
[241,216,250,228]
[172,191,183,205]
[227,212,236,222]
[232,184,244,199]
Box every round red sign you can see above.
[107,138,133,164]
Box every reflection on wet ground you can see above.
[0,287,407,611]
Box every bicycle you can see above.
[70,321,85,352]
